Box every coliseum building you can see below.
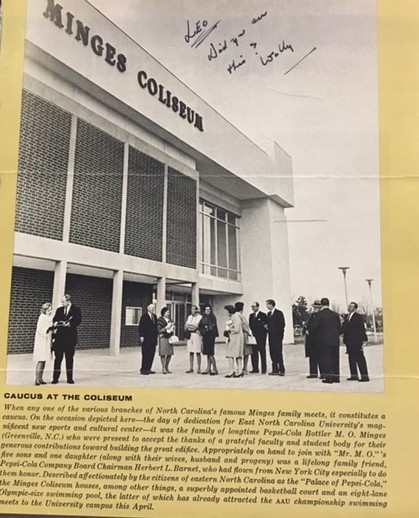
[8,0,294,354]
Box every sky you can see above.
[88,0,382,312]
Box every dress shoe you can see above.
[201,371,210,375]
[268,372,279,376]
[185,369,193,373]
[359,378,370,382]
[35,381,40,386]
[279,372,285,377]
[306,375,318,379]
[347,377,358,381]
[210,371,218,376]
[322,379,333,384]
[225,373,234,378]
[140,371,150,375]
[250,370,259,374]
[67,380,75,384]
[40,381,47,384]
[51,380,59,384]
[149,371,156,374]
[233,372,244,378]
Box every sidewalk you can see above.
[5,341,384,393]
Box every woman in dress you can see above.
[224,305,244,378]
[235,301,252,375]
[33,302,54,385]
[185,305,203,373]
[157,307,175,374]
[198,305,219,375]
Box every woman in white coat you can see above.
[185,305,203,373]
[33,302,54,385]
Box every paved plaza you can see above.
[6,340,384,393]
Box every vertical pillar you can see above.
[119,143,129,254]
[241,198,294,343]
[109,269,123,356]
[156,277,166,314]
[191,282,199,306]
[52,260,67,310]
[62,115,77,244]
[162,165,168,264]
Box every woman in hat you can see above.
[185,305,203,373]
[33,302,54,385]
[223,305,244,378]
[304,300,322,378]
[234,302,252,375]
[199,305,219,375]
[157,307,175,374]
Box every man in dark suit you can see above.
[342,302,369,382]
[304,300,322,378]
[266,299,286,376]
[52,294,82,384]
[249,302,268,374]
[138,303,158,375]
[312,297,341,384]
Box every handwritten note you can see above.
[184,11,316,76]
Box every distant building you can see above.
[8,0,294,354]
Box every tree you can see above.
[292,296,309,327]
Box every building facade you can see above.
[8,0,294,354]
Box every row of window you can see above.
[199,200,240,281]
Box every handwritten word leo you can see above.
[185,19,221,49]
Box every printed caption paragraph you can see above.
[1,392,388,514]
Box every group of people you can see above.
[32,294,82,385]
[304,298,370,383]
[138,303,220,376]
[30,294,370,386]
[138,299,286,378]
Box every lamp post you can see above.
[338,266,350,309]
[365,279,377,342]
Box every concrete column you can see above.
[191,283,200,306]
[109,269,123,356]
[119,142,129,254]
[62,115,77,243]
[162,165,168,264]
[156,277,166,314]
[240,198,294,343]
[52,260,67,311]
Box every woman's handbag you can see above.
[168,335,179,344]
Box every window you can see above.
[199,200,240,281]
[125,307,142,326]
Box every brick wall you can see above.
[7,267,54,354]
[70,120,124,252]
[65,274,112,349]
[120,281,153,347]
[15,91,71,239]
[124,147,164,261]
[166,167,197,268]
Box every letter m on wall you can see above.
[43,0,64,28]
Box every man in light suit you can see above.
[342,302,370,382]
[138,303,158,375]
[266,299,286,376]
[52,294,82,384]
[312,297,341,384]
[249,302,268,374]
